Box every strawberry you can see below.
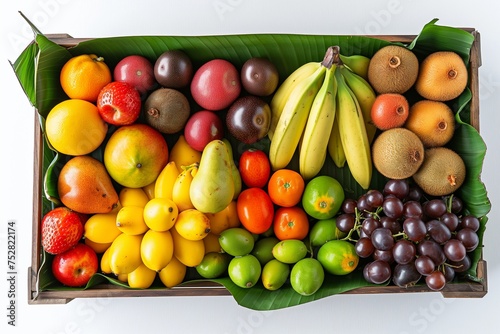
[41,207,84,255]
[97,81,141,125]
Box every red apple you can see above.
[114,55,156,96]
[52,243,99,287]
[184,110,224,151]
[97,81,142,125]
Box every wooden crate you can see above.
[28,30,486,305]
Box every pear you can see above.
[222,138,242,200]
[58,156,119,214]
[190,140,234,214]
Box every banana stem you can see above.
[321,45,340,69]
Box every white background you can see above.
[1,0,499,333]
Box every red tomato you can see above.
[238,149,271,188]
[190,59,241,111]
[237,188,274,234]
[273,206,310,241]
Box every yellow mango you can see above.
[108,233,143,275]
[84,212,122,244]
[140,229,174,272]
[174,209,211,241]
[171,227,205,267]
[128,263,157,289]
[159,257,187,288]
[119,187,150,208]
[116,206,149,235]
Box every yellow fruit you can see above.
[117,273,128,283]
[116,206,149,235]
[203,232,223,254]
[174,209,211,241]
[205,200,240,235]
[84,212,122,244]
[158,257,187,288]
[143,197,179,232]
[142,181,156,200]
[84,238,112,254]
[140,229,174,271]
[108,233,143,275]
[128,263,157,289]
[60,54,112,102]
[119,187,150,208]
[171,164,198,212]
[404,100,455,148]
[169,135,202,172]
[154,161,179,200]
[46,99,108,156]
[171,227,205,267]
[100,246,112,274]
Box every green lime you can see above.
[219,227,255,256]
[252,236,280,266]
[261,259,290,291]
[290,258,324,296]
[301,175,344,220]
[228,254,262,288]
[309,218,347,247]
[317,239,359,275]
[272,239,308,264]
[195,252,232,279]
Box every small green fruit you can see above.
[290,258,324,296]
[228,254,262,288]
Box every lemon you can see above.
[45,99,108,156]
[143,197,179,232]
[119,187,150,208]
[128,263,157,289]
[171,227,205,267]
[84,212,121,244]
[116,206,149,235]
[140,229,174,271]
[159,257,187,288]
[108,233,143,275]
[174,209,211,241]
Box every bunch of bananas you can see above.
[268,45,377,189]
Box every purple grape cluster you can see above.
[337,179,480,291]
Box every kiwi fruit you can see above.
[368,45,419,94]
[412,147,466,196]
[415,51,468,101]
[372,128,425,179]
[143,88,190,134]
[405,100,455,147]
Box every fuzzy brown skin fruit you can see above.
[412,147,466,196]
[144,88,191,134]
[367,45,419,94]
[415,51,468,102]
[372,128,425,179]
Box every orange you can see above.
[273,206,310,241]
[370,93,409,130]
[45,99,108,155]
[60,54,112,102]
[267,169,304,207]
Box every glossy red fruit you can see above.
[184,110,224,152]
[371,93,410,130]
[190,59,241,111]
[52,243,98,287]
[41,207,84,255]
[113,55,156,96]
[237,188,274,234]
[238,149,271,188]
[97,81,142,125]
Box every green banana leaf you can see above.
[13,17,491,310]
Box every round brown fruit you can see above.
[226,95,271,144]
[143,88,191,134]
[154,50,193,89]
[240,57,279,96]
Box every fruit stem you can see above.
[322,46,340,69]
[448,69,458,80]
[147,108,160,118]
[389,55,401,69]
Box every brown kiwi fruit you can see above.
[415,51,468,101]
[412,147,466,196]
[367,45,419,94]
[405,99,455,147]
[144,88,190,134]
[372,128,424,179]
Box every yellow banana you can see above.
[339,65,377,144]
[299,64,337,180]
[269,64,327,170]
[336,70,372,189]
[154,161,180,200]
[327,104,346,168]
[268,61,321,139]
[339,54,370,79]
